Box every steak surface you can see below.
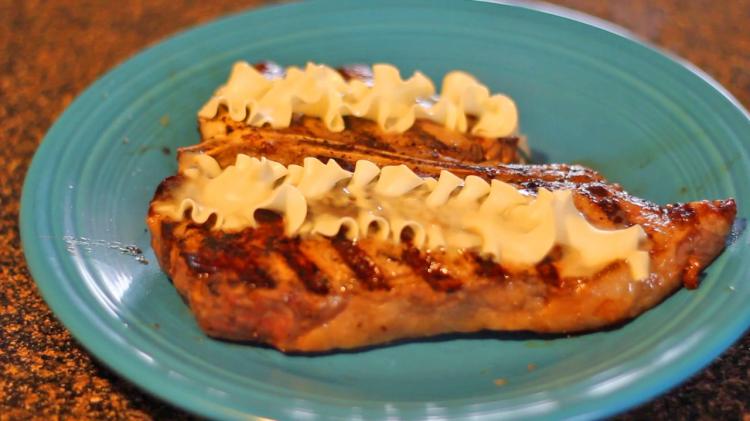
[148,138,736,352]
[197,62,528,166]
[149,61,736,351]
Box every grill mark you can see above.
[535,259,561,287]
[472,254,507,280]
[583,184,627,223]
[344,118,397,151]
[314,155,355,172]
[236,265,276,289]
[296,137,506,180]
[151,175,184,205]
[534,246,563,287]
[586,184,610,197]
[185,134,605,186]
[330,234,389,290]
[665,203,697,224]
[276,237,330,294]
[183,227,277,289]
[302,138,356,152]
[595,197,624,221]
[467,143,485,162]
[402,247,462,292]
[409,123,453,153]
[160,221,176,268]
[355,133,397,152]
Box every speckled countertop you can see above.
[1,1,748,419]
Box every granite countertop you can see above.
[1,1,748,419]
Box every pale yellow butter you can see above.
[199,62,518,138]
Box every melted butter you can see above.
[199,61,518,138]
[154,154,649,280]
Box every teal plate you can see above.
[20,1,750,419]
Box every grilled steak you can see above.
[147,61,736,352]
[147,142,736,352]
[197,62,528,166]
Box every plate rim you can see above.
[20,0,750,420]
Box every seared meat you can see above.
[147,61,736,351]
[179,131,595,187]
[197,62,528,165]
[147,149,736,352]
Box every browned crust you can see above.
[147,60,737,352]
[147,163,736,351]
[197,61,528,166]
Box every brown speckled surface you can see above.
[1,1,748,419]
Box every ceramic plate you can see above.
[20,1,750,419]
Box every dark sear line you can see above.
[583,183,626,224]
[183,226,277,289]
[287,137,594,184]
[342,117,397,151]
[330,233,390,291]
[217,226,277,290]
[407,123,454,153]
[236,264,276,289]
[472,254,507,280]
[535,258,562,288]
[275,236,330,295]
[159,221,177,268]
[402,247,463,292]
[314,155,355,171]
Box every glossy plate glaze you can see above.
[20,1,750,419]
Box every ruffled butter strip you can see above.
[199,61,518,138]
[154,154,649,280]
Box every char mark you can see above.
[343,118,396,151]
[665,203,698,224]
[535,258,562,287]
[159,221,177,268]
[402,247,462,292]
[276,237,330,294]
[330,234,389,290]
[151,176,184,208]
[183,227,277,289]
[409,124,453,153]
[237,265,276,289]
[315,155,355,171]
[297,137,500,178]
[472,254,507,280]
[583,183,626,223]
